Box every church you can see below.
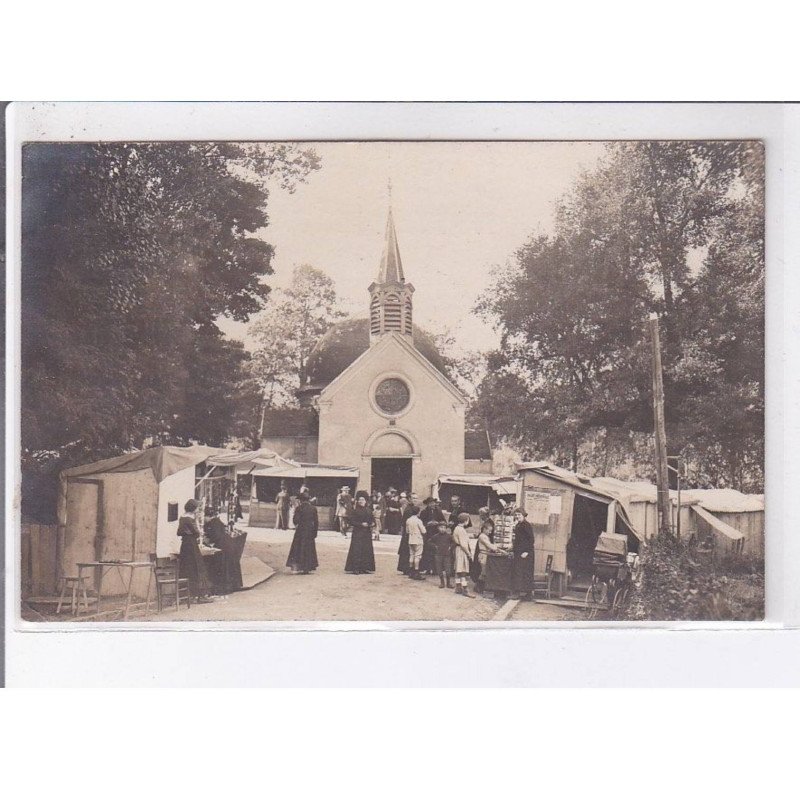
[260,208,494,498]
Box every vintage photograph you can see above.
[18,138,765,624]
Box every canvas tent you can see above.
[56,445,292,598]
[589,476,761,555]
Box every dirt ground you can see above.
[23,527,582,624]
[142,527,581,623]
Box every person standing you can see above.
[287,490,319,574]
[275,481,291,530]
[405,506,426,580]
[396,492,420,574]
[345,493,376,575]
[477,506,495,541]
[446,494,463,529]
[419,497,445,575]
[430,521,454,588]
[452,513,475,597]
[336,486,354,537]
[177,499,213,603]
[511,509,535,599]
[371,490,385,541]
[385,489,402,535]
[473,519,504,593]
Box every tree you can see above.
[21,141,320,520]
[248,264,345,406]
[476,141,764,489]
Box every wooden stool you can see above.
[56,576,91,616]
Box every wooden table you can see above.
[76,561,153,620]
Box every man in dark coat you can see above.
[447,495,463,530]
[419,497,446,574]
[511,508,535,598]
[396,492,420,574]
[287,491,319,574]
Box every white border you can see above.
[5,102,798,686]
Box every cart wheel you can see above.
[585,581,607,619]
[611,587,629,619]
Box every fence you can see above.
[21,522,61,599]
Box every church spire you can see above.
[377,207,405,284]
[369,206,414,343]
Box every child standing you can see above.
[405,507,426,580]
[430,521,454,588]
[452,513,475,597]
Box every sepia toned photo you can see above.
[17,137,765,625]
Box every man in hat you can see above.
[287,490,319,574]
[511,508,535,599]
[419,496,445,575]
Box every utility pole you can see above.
[648,313,672,537]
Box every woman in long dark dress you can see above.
[511,509,535,598]
[287,491,319,574]
[345,494,376,574]
[177,499,213,603]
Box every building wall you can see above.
[317,336,465,498]
[517,470,576,578]
[465,458,493,475]
[260,435,319,463]
[61,469,160,599]
[156,466,197,557]
[715,510,764,557]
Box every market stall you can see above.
[434,473,519,523]
[248,463,360,529]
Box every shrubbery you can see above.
[625,534,764,621]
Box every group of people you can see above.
[176,498,248,603]
[393,494,536,599]
[285,487,537,600]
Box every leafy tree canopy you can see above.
[475,141,764,491]
[22,141,319,519]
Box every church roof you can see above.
[302,317,448,393]
[377,208,405,284]
[261,408,319,439]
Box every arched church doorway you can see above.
[367,430,416,494]
[371,458,412,495]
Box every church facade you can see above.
[261,209,491,497]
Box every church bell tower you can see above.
[368,207,415,344]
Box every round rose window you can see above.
[374,378,410,415]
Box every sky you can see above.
[218,141,607,354]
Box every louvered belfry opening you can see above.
[403,295,412,332]
[368,206,415,344]
[384,293,402,332]
[370,293,382,335]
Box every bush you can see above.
[624,534,764,621]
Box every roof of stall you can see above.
[516,462,764,514]
[206,449,299,473]
[436,473,519,497]
[251,463,359,479]
[60,445,227,484]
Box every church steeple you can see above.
[377,208,405,284]
[369,207,415,343]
